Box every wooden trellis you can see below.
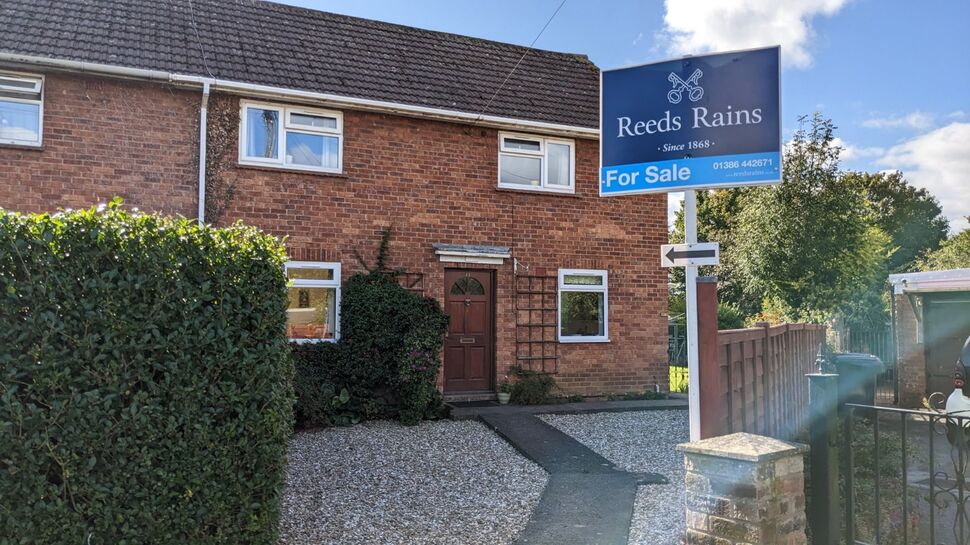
[514,274,559,373]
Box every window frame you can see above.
[557,268,609,343]
[0,71,44,148]
[285,260,342,343]
[497,131,575,194]
[239,100,343,174]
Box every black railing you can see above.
[668,319,687,366]
[810,375,970,545]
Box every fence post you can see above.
[806,370,840,545]
[755,321,772,437]
[697,276,720,439]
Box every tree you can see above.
[669,188,761,316]
[842,170,949,273]
[732,113,889,322]
[920,223,970,271]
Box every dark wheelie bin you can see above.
[831,352,885,406]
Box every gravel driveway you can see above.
[279,420,547,545]
[539,410,689,545]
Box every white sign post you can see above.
[683,191,701,440]
[662,217,718,440]
[599,47,782,441]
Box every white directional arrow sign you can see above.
[660,242,720,267]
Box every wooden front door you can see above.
[443,269,494,393]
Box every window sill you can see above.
[0,142,43,151]
[559,337,611,344]
[496,187,580,198]
[289,338,338,344]
[237,162,347,178]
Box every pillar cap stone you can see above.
[677,432,807,463]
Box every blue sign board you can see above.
[600,46,781,196]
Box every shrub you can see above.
[292,229,449,428]
[291,342,377,427]
[606,390,670,401]
[0,201,293,545]
[509,366,557,405]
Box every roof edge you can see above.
[0,52,600,139]
[889,268,970,294]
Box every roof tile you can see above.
[0,0,598,127]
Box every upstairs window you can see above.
[558,269,608,342]
[498,132,574,193]
[0,73,43,147]
[285,261,341,342]
[239,101,342,173]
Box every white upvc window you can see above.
[239,100,343,173]
[558,269,609,343]
[285,261,341,343]
[0,72,43,147]
[498,132,575,193]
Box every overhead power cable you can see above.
[187,0,216,79]
[474,0,567,122]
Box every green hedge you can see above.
[0,201,293,545]
[293,234,449,428]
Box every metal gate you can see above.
[812,391,970,544]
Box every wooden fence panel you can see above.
[702,323,825,440]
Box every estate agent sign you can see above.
[600,46,781,195]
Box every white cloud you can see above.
[831,137,884,162]
[949,110,967,120]
[877,122,970,232]
[861,111,934,131]
[660,0,850,69]
[633,32,644,46]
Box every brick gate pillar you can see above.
[894,294,926,407]
[678,432,808,545]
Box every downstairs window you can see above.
[285,261,341,342]
[558,269,608,342]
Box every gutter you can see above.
[0,52,600,139]
[197,81,210,225]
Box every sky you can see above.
[284,0,970,232]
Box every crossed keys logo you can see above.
[667,69,704,104]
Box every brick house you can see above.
[888,269,970,407]
[0,0,668,399]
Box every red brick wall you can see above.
[0,72,199,216]
[0,73,670,397]
[894,294,925,407]
[213,94,669,396]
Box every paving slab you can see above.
[479,412,669,545]
[480,413,618,474]
[516,472,640,545]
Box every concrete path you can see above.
[449,396,688,421]
[479,412,669,545]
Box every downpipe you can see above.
[197,81,210,225]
